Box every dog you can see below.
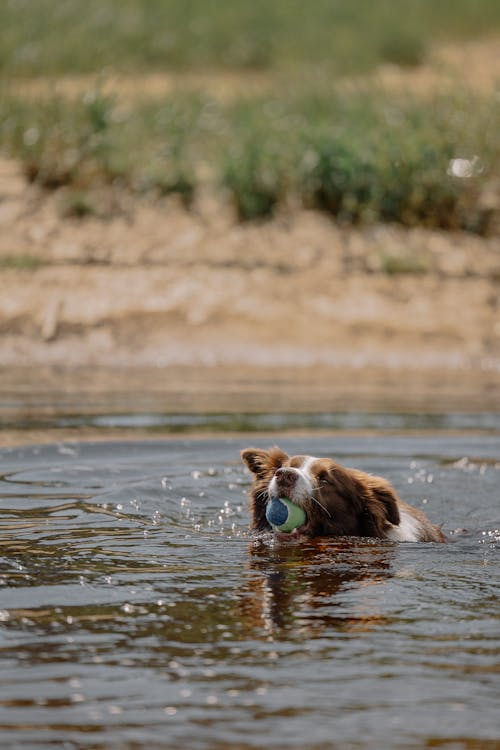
[241,446,446,542]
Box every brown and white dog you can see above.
[241,446,446,543]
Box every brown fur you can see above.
[241,447,446,542]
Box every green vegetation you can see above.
[0,254,45,270]
[1,86,497,233]
[57,189,98,218]
[0,1,499,233]
[2,0,500,76]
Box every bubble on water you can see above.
[107,705,123,715]
[151,510,162,525]
[206,695,218,705]
[452,457,477,472]
[479,529,500,544]
[164,706,177,715]
[180,688,192,698]
[70,693,85,703]
[57,444,77,456]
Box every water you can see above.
[1,436,499,749]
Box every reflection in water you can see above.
[0,437,499,750]
[242,539,394,637]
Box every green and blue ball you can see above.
[266,497,306,533]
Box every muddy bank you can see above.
[1,157,500,372]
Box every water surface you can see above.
[1,436,499,749]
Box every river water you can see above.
[0,435,499,749]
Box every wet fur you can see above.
[241,447,445,542]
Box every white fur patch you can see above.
[385,508,423,542]
[300,456,319,480]
[268,456,318,505]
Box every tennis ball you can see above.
[266,497,306,533]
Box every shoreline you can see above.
[2,362,499,447]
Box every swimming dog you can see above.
[242,447,445,542]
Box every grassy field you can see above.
[2,0,500,76]
[1,1,499,233]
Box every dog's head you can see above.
[241,447,400,539]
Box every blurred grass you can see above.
[0,1,499,233]
[1,86,498,233]
[2,0,500,76]
[0,253,45,270]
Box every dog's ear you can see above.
[361,476,401,537]
[241,447,288,479]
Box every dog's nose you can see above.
[275,468,297,487]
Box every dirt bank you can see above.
[1,155,499,371]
